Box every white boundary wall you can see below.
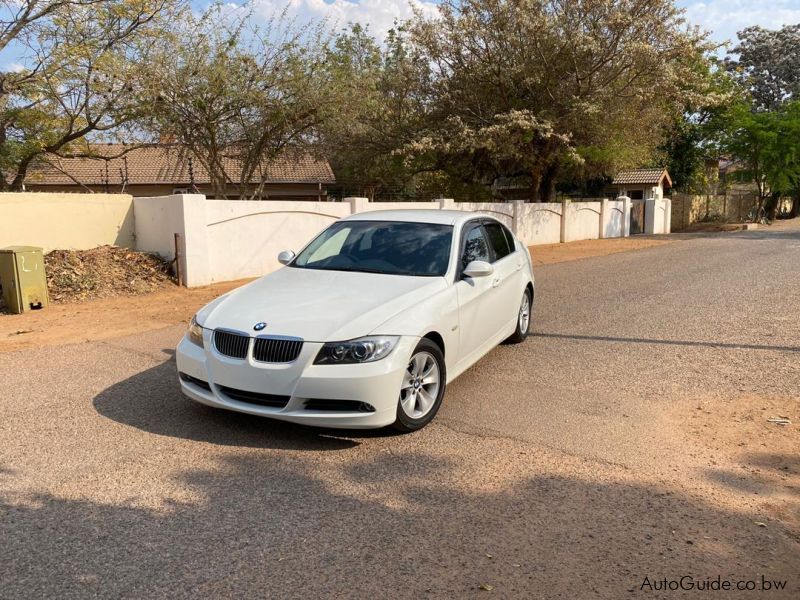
[132,194,670,287]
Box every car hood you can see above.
[198,267,448,341]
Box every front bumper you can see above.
[175,331,418,429]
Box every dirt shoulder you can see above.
[530,236,670,265]
[1,235,672,353]
[0,280,247,353]
[667,393,800,534]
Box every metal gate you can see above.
[630,200,645,234]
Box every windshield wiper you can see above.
[295,265,438,276]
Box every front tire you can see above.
[505,288,532,344]
[392,338,446,432]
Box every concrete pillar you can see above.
[560,199,570,243]
[599,198,609,239]
[621,196,631,237]
[644,198,656,234]
[438,198,455,210]
[345,197,369,215]
[179,194,211,287]
[664,198,672,233]
[511,200,525,239]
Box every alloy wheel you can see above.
[519,293,531,333]
[399,351,440,419]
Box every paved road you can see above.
[2,223,799,598]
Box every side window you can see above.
[484,222,511,261]
[461,224,490,268]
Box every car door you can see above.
[454,221,499,367]
[483,220,524,334]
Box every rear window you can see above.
[484,222,512,261]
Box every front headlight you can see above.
[314,335,399,364]
[187,315,204,347]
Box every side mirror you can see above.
[277,250,295,266]
[462,260,494,278]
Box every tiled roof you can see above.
[24,144,336,186]
[612,168,671,186]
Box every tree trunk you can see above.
[765,192,781,220]
[539,163,558,203]
[528,170,541,203]
[10,158,31,190]
[790,191,800,218]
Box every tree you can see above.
[401,0,717,201]
[0,0,181,190]
[140,3,333,200]
[319,24,440,201]
[659,59,738,200]
[726,25,800,111]
[720,100,800,218]
[0,0,102,52]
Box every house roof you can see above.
[612,168,672,187]
[24,144,336,186]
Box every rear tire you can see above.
[505,288,532,344]
[392,338,446,432]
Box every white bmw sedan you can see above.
[176,210,534,431]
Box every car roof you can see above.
[342,209,497,226]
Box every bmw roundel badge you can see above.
[253,322,267,331]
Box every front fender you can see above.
[370,283,460,373]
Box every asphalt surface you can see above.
[2,222,799,598]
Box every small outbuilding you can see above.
[610,168,671,201]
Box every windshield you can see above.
[292,220,453,276]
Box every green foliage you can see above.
[397,0,719,200]
[320,0,722,202]
[720,99,800,209]
[319,24,436,200]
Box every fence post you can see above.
[599,198,609,239]
[560,199,570,243]
[173,233,183,286]
[438,198,455,210]
[345,197,369,215]
[664,198,672,233]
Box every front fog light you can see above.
[315,336,399,364]
[187,315,204,347]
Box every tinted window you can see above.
[501,225,516,252]
[292,220,453,277]
[461,225,490,268]
[484,222,511,261]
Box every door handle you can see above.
[492,277,501,288]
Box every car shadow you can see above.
[92,356,405,451]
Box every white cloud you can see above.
[680,0,800,46]
[255,0,440,40]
